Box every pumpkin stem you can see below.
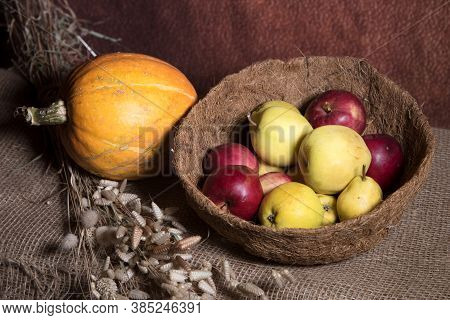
[15,100,67,126]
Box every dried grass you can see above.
[2,0,122,298]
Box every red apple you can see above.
[202,165,263,220]
[260,172,292,195]
[363,134,404,191]
[305,90,366,134]
[203,143,258,174]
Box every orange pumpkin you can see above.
[23,53,197,179]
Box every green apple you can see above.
[337,172,383,221]
[298,125,371,194]
[249,100,312,167]
[318,194,338,226]
[259,182,324,229]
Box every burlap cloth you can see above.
[0,68,448,299]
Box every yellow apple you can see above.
[258,159,284,176]
[337,174,382,221]
[317,194,338,226]
[259,182,324,229]
[298,125,371,194]
[249,100,313,167]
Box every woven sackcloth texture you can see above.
[0,68,448,299]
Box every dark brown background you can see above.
[3,0,449,127]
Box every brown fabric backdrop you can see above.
[69,0,450,128]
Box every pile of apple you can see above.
[202,90,404,229]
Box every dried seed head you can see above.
[147,265,163,280]
[92,289,101,299]
[81,197,89,208]
[164,207,179,215]
[96,277,118,299]
[128,255,139,267]
[152,221,162,232]
[131,226,143,250]
[151,202,164,220]
[151,231,170,245]
[126,268,135,280]
[200,259,212,271]
[167,227,183,235]
[60,233,78,251]
[138,264,149,274]
[152,243,172,254]
[101,189,117,201]
[114,268,129,282]
[143,225,153,237]
[169,270,187,283]
[159,262,173,272]
[222,259,231,281]
[174,255,191,271]
[106,269,115,279]
[171,221,187,233]
[94,198,113,206]
[104,186,113,191]
[119,179,127,193]
[151,253,171,261]
[172,234,183,241]
[207,277,217,293]
[99,179,119,188]
[131,211,146,227]
[200,293,215,300]
[128,289,149,300]
[141,205,153,215]
[162,215,178,222]
[186,292,201,300]
[271,270,284,288]
[85,227,96,246]
[198,279,216,296]
[179,282,193,290]
[103,256,111,271]
[281,269,295,283]
[140,260,150,267]
[146,257,159,266]
[161,283,180,296]
[81,209,99,228]
[112,188,119,196]
[237,282,265,297]
[119,243,129,252]
[189,270,212,282]
[118,193,138,205]
[128,198,141,213]
[229,279,240,289]
[115,225,128,239]
[96,226,118,247]
[92,190,101,200]
[175,235,201,250]
[115,248,135,263]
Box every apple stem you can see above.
[247,113,257,126]
[322,102,332,113]
[362,165,366,181]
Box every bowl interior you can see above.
[174,56,434,236]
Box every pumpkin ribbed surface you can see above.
[60,53,197,179]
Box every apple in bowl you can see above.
[305,90,366,134]
[203,143,258,174]
[202,165,263,221]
